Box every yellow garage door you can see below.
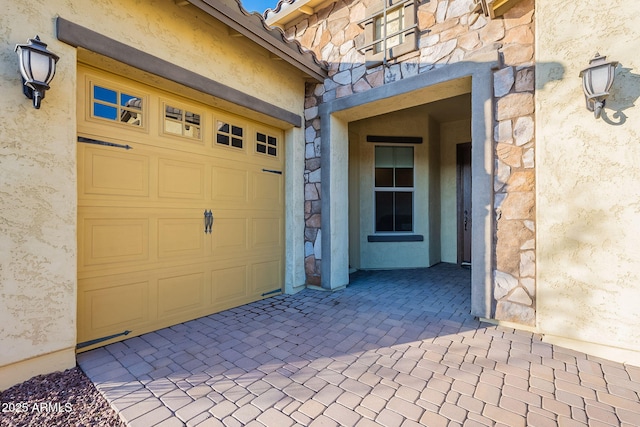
[77,65,284,350]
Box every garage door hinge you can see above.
[76,330,131,349]
[78,136,133,150]
[262,168,282,175]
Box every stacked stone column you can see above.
[288,0,536,326]
[303,83,323,286]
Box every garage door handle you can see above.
[204,210,213,233]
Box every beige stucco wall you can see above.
[1,0,308,389]
[536,0,640,362]
[0,3,79,390]
[349,109,433,269]
[68,0,304,114]
[347,109,472,269]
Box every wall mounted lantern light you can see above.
[14,36,59,109]
[579,53,618,119]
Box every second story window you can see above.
[360,0,417,67]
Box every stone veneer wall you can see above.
[303,82,323,286]
[287,0,536,325]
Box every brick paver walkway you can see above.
[78,264,640,426]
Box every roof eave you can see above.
[265,0,316,27]
[185,0,327,82]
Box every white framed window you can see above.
[360,0,417,67]
[374,146,414,233]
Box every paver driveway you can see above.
[78,264,640,426]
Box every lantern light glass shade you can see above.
[14,36,59,109]
[579,53,618,119]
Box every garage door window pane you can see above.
[92,84,143,127]
[121,93,142,110]
[94,86,117,104]
[217,134,230,145]
[217,121,244,149]
[94,104,117,121]
[164,104,201,139]
[257,132,277,157]
[232,126,243,148]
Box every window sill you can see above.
[367,234,424,242]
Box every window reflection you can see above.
[374,6,404,53]
[164,104,201,139]
[92,84,143,127]
[94,103,117,120]
[94,86,117,104]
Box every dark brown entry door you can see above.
[457,142,472,265]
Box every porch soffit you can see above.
[265,0,333,28]
[488,0,526,18]
[185,0,327,82]
[328,76,472,123]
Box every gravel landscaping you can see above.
[0,366,125,427]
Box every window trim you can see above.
[161,100,204,142]
[360,0,418,67]
[215,117,246,151]
[87,77,148,131]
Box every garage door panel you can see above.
[158,217,205,259]
[211,216,248,254]
[157,272,206,318]
[212,167,248,204]
[81,145,149,197]
[252,259,282,294]
[252,171,282,208]
[78,278,150,342]
[211,265,248,302]
[252,217,282,249]
[158,158,206,200]
[82,217,149,267]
